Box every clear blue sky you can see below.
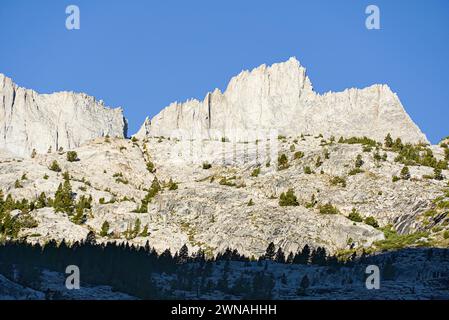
[0,0,448,143]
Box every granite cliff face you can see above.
[1,57,448,259]
[0,74,127,158]
[136,58,428,144]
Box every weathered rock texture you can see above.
[3,135,448,257]
[136,58,428,144]
[0,74,127,158]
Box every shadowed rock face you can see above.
[0,74,127,158]
[136,57,428,144]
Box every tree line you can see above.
[0,234,353,299]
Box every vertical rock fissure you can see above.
[207,93,212,129]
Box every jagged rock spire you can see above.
[137,57,428,144]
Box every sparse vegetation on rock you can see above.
[348,208,363,222]
[66,151,79,162]
[49,160,61,172]
[278,154,289,170]
[279,189,299,206]
[319,203,340,215]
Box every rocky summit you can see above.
[0,58,448,260]
[0,74,127,158]
[136,58,428,144]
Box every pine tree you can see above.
[393,138,403,150]
[100,221,110,237]
[311,247,327,266]
[71,207,86,225]
[133,218,141,237]
[286,252,294,264]
[178,244,189,264]
[168,178,178,190]
[53,180,74,214]
[297,274,310,295]
[275,247,285,263]
[277,154,289,169]
[49,160,61,172]
[36,192,47,209]
[140,224,149,237]
[66,151,78,162]
[264,242,276,260]
[85,231,96,245]
[434,167,444,180]
[400,166,411,180]
[294,245,310,265]
[355,154,364,168]
[384,133,393,148]
[348,208,363,222]
[279,189,299,206]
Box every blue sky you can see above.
[0,0,448,143]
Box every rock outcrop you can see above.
[0,74,127,158]
[136,57,428,144]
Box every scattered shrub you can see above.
[202,162,212,170]
[146,161,155,173]
[49,160,61,172]
[340,136,377,147]
[315,156,323,168]
[100,221,110,237]
[434,168,444,181]
[168,178,178,190]
[279,189,299,206]
[305,194,317,208]
[293,151,305,160]
[355,155,364,168]
[251,167,261,177]
[303,166,313,174]
[14,180,23,188]
[278,154,289,170]
[364,216,379,228]
[319,203,340,215]
[384,134,393,148]
[330,176,346,187]
[219,177,236,187]
[66,151,79,162]
[400,166,411,180]
[114,173,129,184]
[348,208,363,222]
[363,145,372,152]
[348,168,364,176]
